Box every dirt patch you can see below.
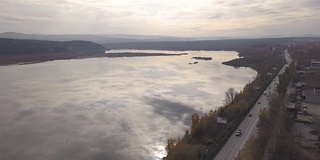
[304,103,320,116]
[310,129,320,136]
[293,122,318,141]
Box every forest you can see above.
[0,38,106,65]
[103,37,320,51]
[0,38,105,55]
[164,45,286,160]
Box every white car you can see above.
[235,130,242,136]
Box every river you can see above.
[0,50,256,160]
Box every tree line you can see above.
[164,47,285,160]
[236,48,318,160]
[0,38,105,55]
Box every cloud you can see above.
[0,100,133,160]
[210,13,224,19]
[146,97,200,126]
[0,0,319,37]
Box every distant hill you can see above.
[1,35,320,66]
[0,38,106,65]
[0,38,105,55]
[1,32,319,44]
[102,37,320,51]
[0,32,192,43]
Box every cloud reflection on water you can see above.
[0,50,256,160]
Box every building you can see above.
[305,87,320,104]
[309,59,320,70]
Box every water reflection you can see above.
[0,50,256,160]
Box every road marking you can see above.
[219,53,290,159]
[240,116,259,149]
[233,114,260,159]
[237,53,288,156]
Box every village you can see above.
[285,41,320,154]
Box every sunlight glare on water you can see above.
[0,50,256,160]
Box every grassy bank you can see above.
[164,47,285,160]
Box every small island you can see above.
[192,56,212,61]
[0,38,189,65]
[104,52,188,58]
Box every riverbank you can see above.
[1,37,307,66]
[164,46,286,160]
[0,52,189,66]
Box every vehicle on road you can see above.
[235,130,242,136]
[258,101,261,104]
[248,113,252,117]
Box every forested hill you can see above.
[103,37,320,51]
[0,38,105,55]
[0,38,106,65]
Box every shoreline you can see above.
[0,52,189,66]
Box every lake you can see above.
[0,50,256,160]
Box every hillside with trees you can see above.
[0,38,106,65]
[164,45,286,160]
[103,37,320,51]
[0,38,105,55]
[236,41,320,160]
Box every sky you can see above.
[0,0,320,37]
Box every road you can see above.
[214,50,292,160]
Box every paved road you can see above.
[214,50,292,160]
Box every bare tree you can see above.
[225,88,237,105]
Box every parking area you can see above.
[288,84,320,150]
[304,103,320,116]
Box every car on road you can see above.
[258,101,261,104]
[248,113,252,117]
[235,130,242,136]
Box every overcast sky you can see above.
[1,0,320,37]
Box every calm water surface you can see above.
[0,50,256,160]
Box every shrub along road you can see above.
[214,50,292,160]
